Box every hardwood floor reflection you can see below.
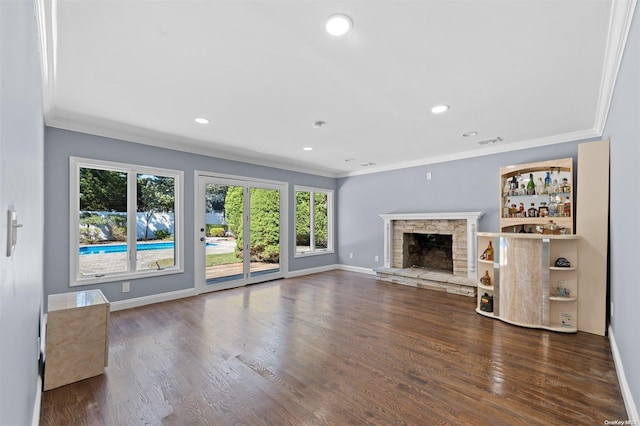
[40,270,627,425]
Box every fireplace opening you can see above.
[402,233,453,273]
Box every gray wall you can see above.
[0,0,45,424]
[44,127,337,305]
[336,141,586,269]
[603,5,639,417]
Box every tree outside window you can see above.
[71,157,182,285]
[295,187,333,255]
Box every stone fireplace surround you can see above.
[375,212,483,297]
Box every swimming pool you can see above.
[79,241,216,255]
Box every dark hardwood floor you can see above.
[40,270,626,425]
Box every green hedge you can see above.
[206,224,227,237]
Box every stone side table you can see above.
[44,289,110,390]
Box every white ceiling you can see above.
[37,0,636,177]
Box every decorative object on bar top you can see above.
[554,257,571,268]
[535,220,570,235]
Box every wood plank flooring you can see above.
[40,270,627,425]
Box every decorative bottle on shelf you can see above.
[536,177,544,195]
[503,199,510,218]
[480,270,491,286]
[564,197,571,216]
[557,197,565,217]
[539,202,549,217]
[484,241,494,261]
[526,173,536,195]
[561,177,571,193]
[510,176,518,195]
[518,224,527,233]
[549,198,557,217]
[527,203,538,218]
[544,171,552,193]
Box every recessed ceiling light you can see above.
[194,117,210,124]
[325,14,353,36]
[303,147,313,151]
[431,105,449,114]
[344,158,355,162]
[360,161,376,167]
[312,121,327,128]
[477,136,503,145]
[463,131,478,137]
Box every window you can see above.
[70,157,183,285]
[295,186,333,256]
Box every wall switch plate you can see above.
[349,252,353,259]
[374,255,379,262]
[426,172,432,180]
[122,282,130,292]
[6,209,23,257]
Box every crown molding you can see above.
[593,0,638,134]
[46,109,340,178]
[341,129,600,177]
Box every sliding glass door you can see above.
[196,175,285,293]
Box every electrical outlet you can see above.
[349,252,353,259]
[122,282,130,293]
[374,255,379,262]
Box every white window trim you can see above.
[70,156,184,286]
[294,185,334,258]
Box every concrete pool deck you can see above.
[78,238,277,279]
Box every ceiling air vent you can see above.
[477,136,503,146]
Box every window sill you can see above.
[70,267,184,287]
[294,250,334,259]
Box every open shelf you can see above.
[547,324,578,333]
[478,283,494,291]
[475,308,495,318]
[549,296,577,302]
[500,158,574,234]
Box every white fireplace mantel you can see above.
[379,212,484,279]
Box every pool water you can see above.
[80,241,216,255]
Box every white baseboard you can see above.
[106,266,376,312]
[285,264,339,278]
[110,288,196,312]
[337,264,377,275]
[609,325,639,422]
[285,264,377,278]
[32,375,42,426]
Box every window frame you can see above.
[294,185,334,257]
[70,157,184,286]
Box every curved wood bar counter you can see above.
[476,232,579,333]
